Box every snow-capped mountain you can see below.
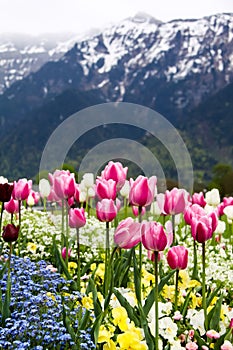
[0,30,102,94]
[0,12,233,179]
[1,12,233,118]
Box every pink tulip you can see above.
[191,215,215,243]
[184,204,206,225]
[68,208,86,228]
[114,217,141,249]
[27,190,40,206]
[147,250,163,262]
[47,188,61,203]
[167,245,188,270]
[129,175,157,207]
[61,247,71,260]
[74,184,80,203]
[4,198,19,214]
[132,206,146,217]
[217,197,233,216]
[192,192,206,207]
[54,173,76,200]
[96,199,117,222]
[12,178,32,201]
[101,161,128,190]
[95,178,117,200]
[141,221,167,251]
[48,169,70,186]
[157,187,188,215]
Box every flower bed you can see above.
[0,167,233,349]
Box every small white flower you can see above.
[159,316,178,342]
[187,309,205,336]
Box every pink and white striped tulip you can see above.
[96,199,117,222]
[101,161,128,190]
[12,178,32,201]
[114,217,141,249]
[157,187,188,215]
[141,221,167,252]
[68,208,86,228]
[95,178,117,200]
[129,175,157,207]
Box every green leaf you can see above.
[194,330,207,348]
[181,289,192,318]
[90,313,104,345]
[89,278,102,318]
[133,248,141,305]
[79,309,91,330]
[209,294,223,330]
[143,270,175,317]
[206,284,222,307]
[2,266,11,326]
[113,288,140,327]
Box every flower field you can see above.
[0,163,233,350]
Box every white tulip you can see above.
[205,188,220,206]
[120,180,130,197]
[39,179,51,198]
[82,173,94,188]
[223,205,233,221]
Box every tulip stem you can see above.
[61,199,65,248]
[192,239,199,280]
[174,269,179,311]
[104,221,110,296]
[18,200,21,257]
[65,200,69,265]
[154,250,159,350]
[138,206,142,305]
[0,202,4,235]
[202,242,207,330]
[76,228,80,292]
[172,214,176,245]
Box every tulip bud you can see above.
[69,208,86,229]
[61,247,71,260]
[2,224,20,242]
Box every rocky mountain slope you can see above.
[0,12,232,180]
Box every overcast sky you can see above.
[0,0,233,35]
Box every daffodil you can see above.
[117,328,147,350]
[112,306,128,331]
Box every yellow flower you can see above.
[117,329,147,350]
[112,306,128,331]
[98,325,114,345]
[142,268,155,288]
[103,339,117,350]
[82,295,93,310]
[190,292,202,309]
[68,261,77,272]
[27,242,37,253]
[162,284,175,300]
[46,292,56,301]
